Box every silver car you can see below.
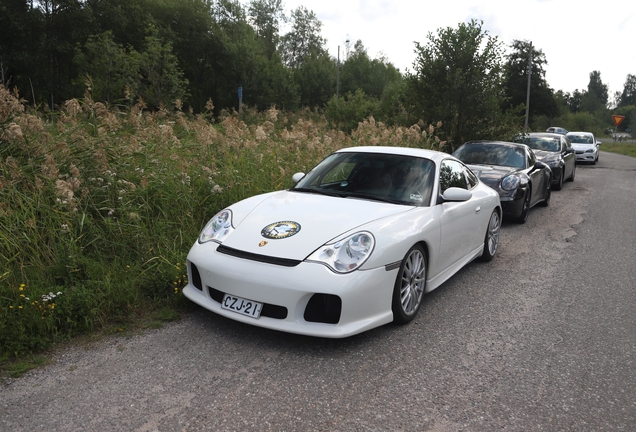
[546,127,568,135]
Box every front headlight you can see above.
[548,160,561,168]
[585,149,594,153]
[501,175,520,191]
[199,209,233,244]
[307,231,375,273]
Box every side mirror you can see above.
[292,172,305,183]
[441,187,472,202]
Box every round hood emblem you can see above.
[261,221,301,239]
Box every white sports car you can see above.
[184,146,502,338]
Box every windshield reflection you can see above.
[292,152,435,206]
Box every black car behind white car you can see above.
[514,132,576,190]
[453,141,552,223]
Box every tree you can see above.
[565,89,583,113]
[405,19,514,146]
[581,70,608,113]
[133,26,188,109]
[620,74,636,107]
[280,6,325,70]
[248,0,285,60]
[293,48,336,107]
[0,0,43,92]
[325,89,381,133]
[502,40,558,125]
[339,40,402,100]
[73,31,139,104]
[84,0,152,51]
[7,0,91,107]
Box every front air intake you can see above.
[304,294,342,324]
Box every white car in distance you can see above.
[566,131,600,164]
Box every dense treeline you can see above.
[1,0,635,145]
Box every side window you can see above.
[439,160,468,194]
[465,166,478,189]
[527,148,536,167]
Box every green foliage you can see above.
[600,142,636,157]
[248,0,285,60]
[325,89,382,132]
[620,75,636,107]
[581,71,609,113]
[279,6,326,70]
[503,40,559,123]
[134,26,188,109]
[339,41,403,100]
[405,19,518,147]
[561,111,606,136]
[293,49,337,108]
[73,31,139,105]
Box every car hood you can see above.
[221,190,414,259]
[532,150,560,163]
[466,164,518,189]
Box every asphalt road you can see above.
[2,151,636,431]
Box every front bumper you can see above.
[184,241,397,338]
[499,188,527,219]
[549,166,563,184]
[575,152,597,162]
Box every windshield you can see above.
[454,144,526,168]
[292,152,435,206]
[567,134,594,144]
[524,137,560,152]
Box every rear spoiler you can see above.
[466,165,493,176]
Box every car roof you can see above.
[566,131,593,135]
[337,146,453,163]
[526,132,563,138]
[460,140,529,150]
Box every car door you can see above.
[436,159,481,270]
[561,136,575,178]
[525,148,545,206]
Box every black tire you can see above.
[516,188,531,224]
[554,170,563,191]
[567,163,576,182]
[540,180,551,207]
[392,245,427,324]
[480,210,501,262]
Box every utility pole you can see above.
[337,46,340,100]
[524,41,533,134]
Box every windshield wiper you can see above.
[291,187,341,197]
[339,191,403,204]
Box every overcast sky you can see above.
[265,0,635,99]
